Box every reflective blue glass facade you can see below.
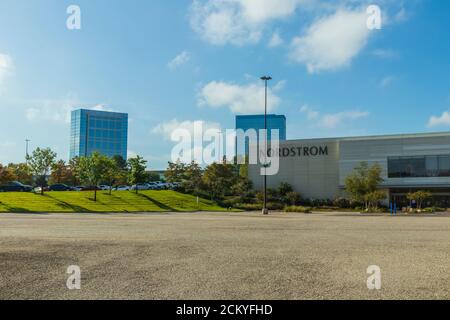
[70,109,128,160]
[235,114,287,155]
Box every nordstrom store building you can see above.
[248,132,450,207]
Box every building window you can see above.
[388,155,450,178]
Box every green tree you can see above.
[202,163,236,200]
[407,191,432,210]
[344,162,384,210]
[128,156,148,194]
[230,177,253,195]
[27,148,57,195]
[68,157,81,186]
[103,157,120,195]
[165,160,186,183]
[148,172,161,182]
[278,182,294,198]
[285,191,301,206]
[112,155,127,171]
[7,163,33,185]
[184,161,203,193]
[364,190,387,211]
[76,152,110,201]
[110,155,128,186]
[49,160,76,185]
[0,163,18,185]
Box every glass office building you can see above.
[235,114,287,155]
[70,109,128,160]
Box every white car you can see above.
[158,182,170,190]
[130,183,151,191]
[115,185,130,191]
[99,185,111,191]
[147,182,159,190]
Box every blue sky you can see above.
[0,0,449,169]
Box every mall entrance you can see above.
[389,187,450,209]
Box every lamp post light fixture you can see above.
[25,139,30,164]
[260,76,272,215]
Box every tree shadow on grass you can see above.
[44,195,90,213]
[136,193,177,212]
[4,206,34,213]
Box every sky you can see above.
[0,0,449,169]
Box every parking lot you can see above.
[0,212,449,300]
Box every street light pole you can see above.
[260,76,272,215]
[25,139,30,164]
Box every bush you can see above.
[333,197,351,208]
[284,206,312,213]
[284,191,301,206]
[421,207,446,213]
[234,203,262,211]
[278,182,294,197]
[267,202,285,210]
[220,197,241,208]
[309,199,333,207]
[363,207,386,214]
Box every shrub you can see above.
[422,207,446,213]
[267,202,284,210]
[284,206,312,213]
[235,203,262,211]
[333,197,351,208]
[278,182,294,197]
[220,197,241,208]
[284,191,301,206]
[407,191,432,210]
[310,199,333,207]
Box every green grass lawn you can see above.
[0,190,232,213]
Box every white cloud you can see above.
[372,49,399,59]
[300,105,369,128]
[198,80,282,114]
[25,100,114,123]
[0,54,14,92]
[289,9,371,73]
[168,51,191,70]
[394,7,409,23]
[322,111,369,128]
[273,79,286,91]
[379,75,396,88]
[0,54,13,78]
[300,105,319,120]
[190,0,304,46]
[152,119,221,140]
[127,150,138,159]
[268,32,284,47]
[90,104,116,112]
[152,119,223,164]
[25,99,78,123]
[428,111,450,128]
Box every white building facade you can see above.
[248,132,450,207]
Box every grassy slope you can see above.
[0,190,229,213]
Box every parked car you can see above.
[147,182,159,190]
[49,184,74,192]
[33,186,49,193]
[0,181,33,192]
[170,182,181,190]
[115,185,130,191]
[78,186,101,191]
[157,182,170,190]
[73,186,83,191]
[99,185,112,191]
[130,183,151,191]
[154,182,169,190]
